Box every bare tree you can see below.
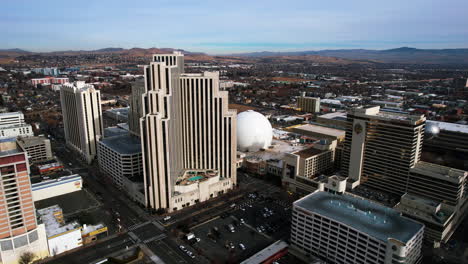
[19,251,35,264]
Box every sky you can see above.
[1,0,468,54]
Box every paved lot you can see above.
[147,237,197,264]
[231,197,292,241]
[188,216,273,263]
[35,189,99,214]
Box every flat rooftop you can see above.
[410,161,467,182]
[427,120,468,134]
[240,240,288,264]
[0,138,21,156]
[395,194,453,226]
[0,111,22,117]
[289,124,345,139]
[32,174,81,191]
[351,106,425,124]
[105,107,129,115]
[294,191,424,244]
[294,147,326,159]
[243,139,310,161]
[37,205,81,238]
[317,112,347,121]
[100,134,141,155]
[104,126,128,137]
[18,136,48,146]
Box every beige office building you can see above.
[140,52,237,212]
[341,106,425,193]
[283,140,337,194]
[341,106,468,246]
[60,81,103,164]
[297,96,320,113]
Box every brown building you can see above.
[0,138,49,263]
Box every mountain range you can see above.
[232,47,468,64]
[2,47,468,64]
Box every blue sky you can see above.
[1,0,467,54]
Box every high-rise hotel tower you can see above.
[60,81,103,164]
[341,106,425,194]
[140,52,237,212]
[0,138,49,263]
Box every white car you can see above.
[163,216,171,221]
[239,243,246,250]
[195,237,201,242]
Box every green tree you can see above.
[19,251,35,264]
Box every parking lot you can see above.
[175,192,293,263]
[231,194,292,241]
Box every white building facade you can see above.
[97,134,142,188]
[140,53,237,212]
[291,190,424,264]
[60,81,103,164]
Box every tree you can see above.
[19,251,35,264]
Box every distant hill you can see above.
[3,46,468,64]
[0,48,31,53]
[234,47,468,64]
[93,47,125,52]
[0,47,218,63]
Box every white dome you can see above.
[237,110,272,152]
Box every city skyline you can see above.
[2,0,468,53]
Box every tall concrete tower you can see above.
[60,81,103,164]
[141,52,237,212]
[341,106,425,194]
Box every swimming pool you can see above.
[188,176,203,181]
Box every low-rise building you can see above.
[394,194,455,247]
[316,112,348,130]
[31,174,83,202]
[17,136,53,163]
[287,124,346,142]
[37,205,82,256]
[31,77,69,86]
[81,224,108,245]
[370,100,403,108]
[240,240,288,264]
[282,140,337,194]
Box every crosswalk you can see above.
[128,221,151,231]
[142,234,167,244]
